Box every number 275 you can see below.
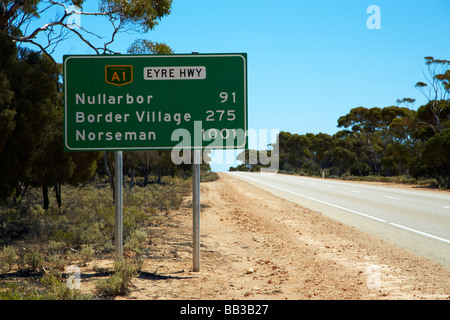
[206,110,235,121]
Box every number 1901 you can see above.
[202,128,242,140]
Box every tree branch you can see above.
[60,23,100,54]
[19,38,57,64]
[6,0,25,20]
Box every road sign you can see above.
[64,53,247,151]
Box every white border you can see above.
[64,54,247,151]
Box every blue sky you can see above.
[41,0,450,171]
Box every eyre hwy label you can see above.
[63,53,247,151]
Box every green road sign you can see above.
[64,53,247,151]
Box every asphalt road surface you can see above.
[227,172,450,269]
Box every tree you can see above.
[421,129,450,188]
[277,131,311,172]
[415,57,450,133]
[0,1,174,205]
[337,107,387,175]
[127,39,173,55]
[1,32,103,207]
[0,32,60,200]
[0,0,173,61]
[333,129,372,176]
[262,56,449,187]
[304,133,333,178]
[330,145,356,176]
[28,106,74,209]
[235,149,273,172]
[416,100,450,138]
[336,106,420,176]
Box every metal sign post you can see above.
[114,151,123,257]
[192,149,201,272]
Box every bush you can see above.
[0,246,17,272]
[0,205,45,244]
[96,259,139,297]
[40,273,92,300]
[80,245,95,263]
[201,171,219,182]
[0,282,43,300]
[1,179,189,253]
[1,177,191,298]
[0,273,92,300]
[124,229,147,255]
[24,251,43,271]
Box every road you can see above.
[228,172,450,269]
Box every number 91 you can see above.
[220,92,236,103]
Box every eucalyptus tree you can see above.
[0,0,173,206]
[415,57,450,133]
[0,0,173,61]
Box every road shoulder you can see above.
[122,173,450,300]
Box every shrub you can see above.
[201,171,219,182]
[0,246,17,272]
[96,259,139,297]
[80,245,95,263]
[124,229,147,255]
[40,273,92,300]
[1,176,191,298]
[24,251,44,271]
[0,282,43,300]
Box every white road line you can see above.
[237,174,386,223]
[443,206,450,210]
[389,223,450,245]
[233,173,450,245]
[351,190,360,193]
[384,196,400,200]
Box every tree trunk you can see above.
[54,182,62,208]
[129,166,136,190]
[142,167,149,186]
[43,185,49,210]
[103,152,115,199]
[157,170,162,184]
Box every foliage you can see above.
[96,258,139,297]
[201,170,219,182]
[0,245,17,272]
[0,0,173,58]
[127,39,173,55]
[0,273,92,300]
[39,273,92,300]
[232,57,450,188]
[0,0,174,209]
[0,34,102,208]
[421,129,450,187]
[0,176,190,250]
[0,176,190,299]
[0,282,44,300]
[0,32,59,200]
